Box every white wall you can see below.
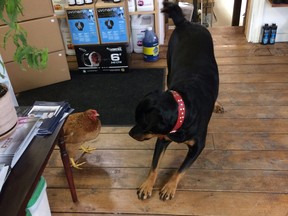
[211,0,247,26]
[158,0,165,45]
[213,0,234,26]
[262,2,288,42]
[246,0,288,43]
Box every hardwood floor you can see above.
[46,26,288,215]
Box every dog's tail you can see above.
[161,2,186,27]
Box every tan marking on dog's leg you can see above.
[137,149,166,200]
[214,100,224,113]
[184,139,196,147]
[137,169,158,200]
[159,172,185,201]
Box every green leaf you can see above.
[17,29,28,46]
[3,29,13,49]
[0,0,48,78]
[39,49,49,69]
[14,46,30,64]
[0,0,6,19]
[6,0,17,22]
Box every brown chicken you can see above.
[63,109,101,169]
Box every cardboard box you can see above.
[95,0,129,44]
[0,0,54,26]
[66,5,100,45]
[0,17,64,63]
[75,44,128,73]
[6,51,71,93]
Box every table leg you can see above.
[57,127,78,202]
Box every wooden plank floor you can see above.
[45,26,288,216]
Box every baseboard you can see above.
[276,33,288,42]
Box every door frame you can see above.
[244,0,265,42]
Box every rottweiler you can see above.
[129,2,224,201]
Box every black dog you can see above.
[129,2,223,201]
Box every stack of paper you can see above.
[0,101,73,192]
[28,101,73,135]
[0,117,40,192]
[0,164,9,192]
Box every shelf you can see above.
[129,11,156,15]
[268,0,288,7]
[55,14,66,19]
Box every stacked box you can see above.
[66,0,129,73]
[96,2,129,44]
[0,0,71,93]
[5,51,70,93]
[0,0,54,26]
[66,5,100,45]
[75,44,128,73]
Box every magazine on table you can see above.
[0,101,73,192]
[0,117,40,192]
[0,164,9,193]
[28,101,73,135]
[0,117,40,166]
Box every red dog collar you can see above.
[170,90,186,133]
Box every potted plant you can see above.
[0,0,48,137]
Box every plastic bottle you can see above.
[68,0,76,6]
[51,0,67,15]
[269,23,277,44]
[76,0,84,5]
[59,18,76,55]
[143,27,159,62]
[261,23,270,45]
[131,14,154,53]
[126,30,134,54]
[136,0,154,12]
[84,0,93,4]
[128,0,136,12]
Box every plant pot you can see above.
[0,83,18,139]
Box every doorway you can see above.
[192,0,248,27]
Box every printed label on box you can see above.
[67,9,99,45]
[75,44,128,73]
[97,7,128,43]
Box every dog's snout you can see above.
[129,125,138,137]
[129,125,149,141]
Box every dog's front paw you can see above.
[159,181,177,201]
[137,181,154,200]
[137,170,158,200]
[159,172,183,201]
[214,101,224,113]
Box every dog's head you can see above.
[129,91,178,141]
[161,1,184,18]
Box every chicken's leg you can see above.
[70,145,96,169]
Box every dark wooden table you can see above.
[0,119,78,216]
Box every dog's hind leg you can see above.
[214,100,224,113]
[137,138,171,200]
[159,139,204,200]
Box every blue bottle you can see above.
[261,23,270,45]
[143,27,159,62]
[269,23,277,44]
